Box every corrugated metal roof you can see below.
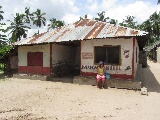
[144,40,160,51]
[14,19,148,45]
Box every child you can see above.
[96,61,106,88]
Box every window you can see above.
[27,52,43,66]
[94,45,120,65]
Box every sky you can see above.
[0,0,160,38]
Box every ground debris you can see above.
[0,108,25,114]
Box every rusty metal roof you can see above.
[144,40,160,51]
[15,19,148,45]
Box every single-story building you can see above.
[14,19,148,80]
[0,47,18,76]
[144,40,160,63]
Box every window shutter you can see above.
[36,52,43,66]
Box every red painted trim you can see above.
[81,72,133,80]
[18,66,50,75]
[132,37,135,79]
[50,44,52,74]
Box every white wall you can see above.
[134,38,139,76]
[81,38,134,75]
[18,44,50,67]
[52,43,80,67]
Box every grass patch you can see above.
[0,71,4,74]
[0,63,4,72]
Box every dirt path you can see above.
[0,60,160,120]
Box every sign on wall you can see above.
[82,52,93,59]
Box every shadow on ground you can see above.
[47,75,74,83]
[0,73,10,79]
[142,64,160,93]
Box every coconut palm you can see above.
[0,6,4,21]
[0,6,7,45]
[95,11,109,22]
[31,9,46,28]
[119,15,137,29]
[149,12,160,40]
[6,13,31,42]
[140,20,153,45]
[79,14,88,20]
[109,19,118,25]
[48,18,64,30]
[24,7,33,23]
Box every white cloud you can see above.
[86,2,99,13]
[105,1,159,23]
[62,13,80,24]
[101,0,118,10]
[85,0,159,24]
[1,0,159,39]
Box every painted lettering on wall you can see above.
[82,52,93,59]
[105,66,121,70]
[81,65,121,70]
[81,65,98,69]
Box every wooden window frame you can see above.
[94,45,121,65]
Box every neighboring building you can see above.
[14,19,148,79]
[144,40,160,62]
[0,47,18,75]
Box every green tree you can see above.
[139,11,160,47]
[0,45,11,57]
[31,9,46,28]
[95,11,109,22]
[149,12,160,41]
[0,23,7,45]
[24,7,33,23]
[6,13,31,42]
[48,18,64,30]
[119,15,137,29]
[0,6,7,45]
[139,20,153,45]
[80,14,88,20]
[109,19,118,25]
[0,6,4,21]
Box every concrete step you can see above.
[73,75,141,90]
[13,74,48,81]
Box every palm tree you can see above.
[0,6,7,45]
[139,20,153,45]
[95,11,109,22]
[109,19,118,25]
[31,9,46,28]
[6,13,31,42]
[79,14,88,20]
[48,18,64,30]
[119,15,137,29]
[24,7,33,23]
[149,12,160,41]
[0,6,4,21]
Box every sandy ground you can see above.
[0,60,160,120]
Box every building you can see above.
[144,40,160,63]
[14,19,148,80]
